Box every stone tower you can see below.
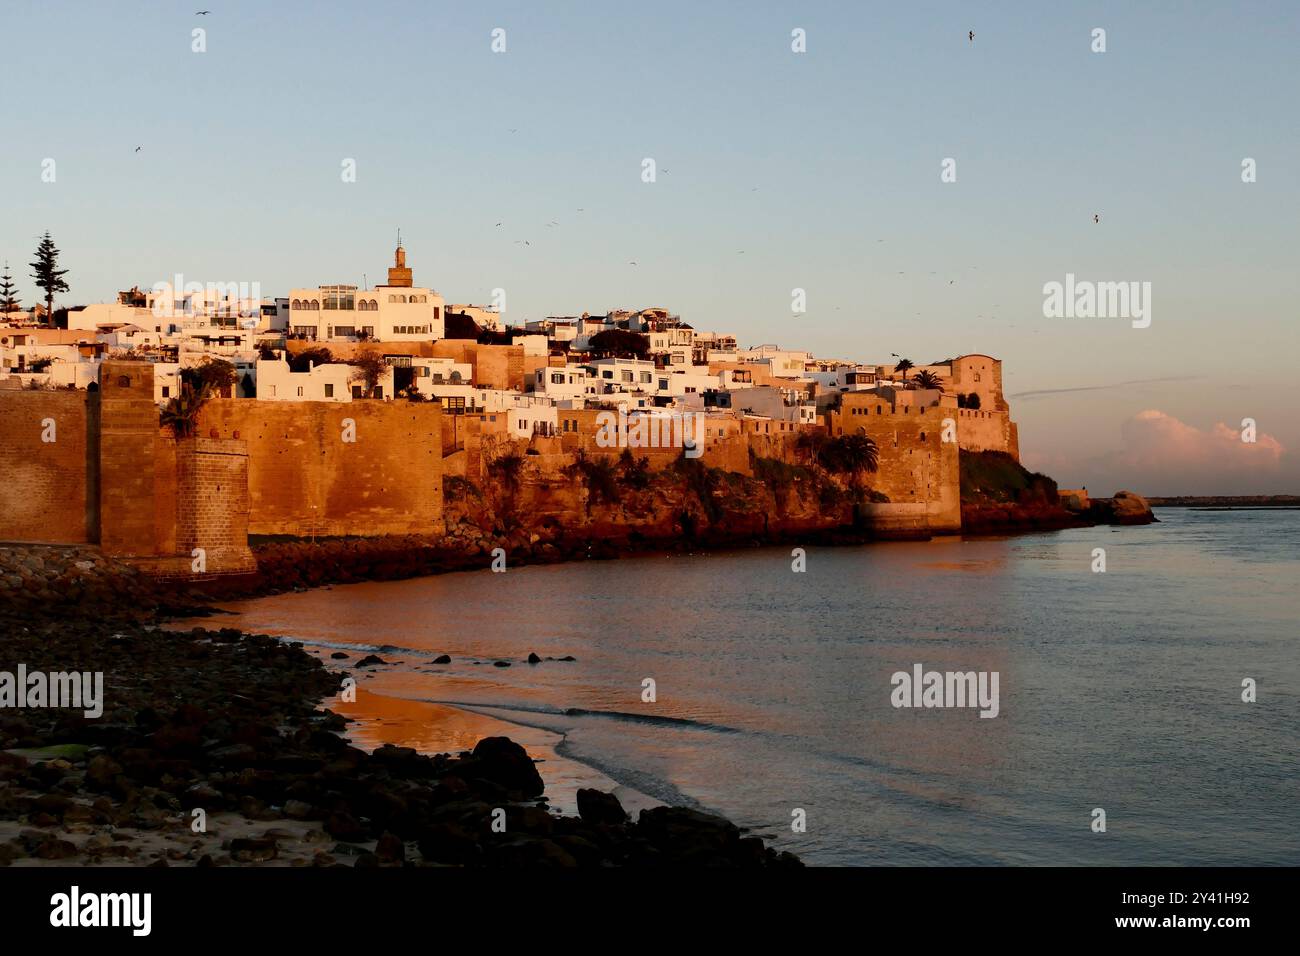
[387,241,413,288]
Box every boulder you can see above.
[457,737,544,798]
[576,788,627,825]
[1092,490,1156,525]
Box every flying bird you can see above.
[196,10,211,15]
[969,31,974,42]
[134,146,142,153]
[495,222,502,227]
[629,261,637,266]
[1093,214,1100,223]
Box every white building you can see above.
[255,357,392,402]
[287,245,445,344]
[730,385,818,425]
[448,304,503,333]
[742,345,811,378]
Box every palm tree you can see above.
[160,382,212,438]
[819,434,879,474]
[912,369,943,391]
[893,358,913,386]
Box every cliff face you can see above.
[959,450,1084,534]
[445,457,859,555]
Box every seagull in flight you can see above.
[495,222,502,227]
[196,10,211,15]
[1093,214,1100,223]
[969,31,974,42]
[134,146,143,153]
[629,261,637,266]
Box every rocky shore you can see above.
[0,555,800,867]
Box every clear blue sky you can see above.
[3,1,1297,493]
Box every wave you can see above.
[426,699,744,735]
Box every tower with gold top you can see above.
[386,233,413,288]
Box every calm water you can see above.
[216,509,1300,866]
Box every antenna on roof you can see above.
[397,228,402,248]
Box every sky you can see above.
[2,1,1297,494]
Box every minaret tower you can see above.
[387,229,413,287]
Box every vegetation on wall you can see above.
[160,382,213,438]
[181,357,238,397]
[959,450,1056,505]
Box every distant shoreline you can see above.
[1146,495,1300,508]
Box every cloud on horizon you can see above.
[1008,376,1204,401]
[1027,410,1292,496]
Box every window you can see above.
[374,386,383,398]
[363,326,374,338]
[161,386,170,398]
[659,379,668,390]
[352,385,362,398]
[309,300,319,310]
[325,384,334,398]
[551,372,565,384]
[297,386,304,397]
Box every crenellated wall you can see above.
[826,395,962,533]
[0,361,444,575]
[196,398,444,538]
[0,389,93,544]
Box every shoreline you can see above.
[0,503,1155,868]
[176,499,1110,606]
[0,579,801,867]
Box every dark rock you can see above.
[330,652,349,660]
[576,788,628,825]
[457,737,544,797]
[375,831,404,863]
[493,660,511,668]
[229,837,278,862]
[325,811,370,842]
[433,654,451,664]
[355,655,388,668]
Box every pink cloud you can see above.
[1070,410,1289,496]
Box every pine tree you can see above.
[0,262,19,313]
[29,232,69,327]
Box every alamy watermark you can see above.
[890,663,1000,718]
[150,273,262,321]
[0,665,103,718]
[595,408,705,458]
[1042,273,1151,328]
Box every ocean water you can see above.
[214,509,1300,866]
